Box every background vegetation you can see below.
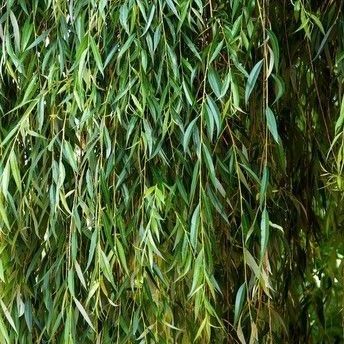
[0,0,343,342]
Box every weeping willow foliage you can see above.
[0,0,343,342]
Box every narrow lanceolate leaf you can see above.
[9,11,20,51]
[26,30,49,50]
[266,107,280,144]
[63,141,77,172]
[119,4,129,33]
[99,250,115,285]
[90,36,104,75]
[0,197,10,230]
[142,5,156,36]
[335,96,344,134]
[208,68,222,99]
[86,230,98,270]
[245,59,263,105]
[259,166,269,208]
[0,317,10,343]
[166,0,179,18]
[1,163,10,199]
[272,74,285,104]
[183,117,198,152]
[189,249,203,297]
[75,261,86,289]
[202,143,217,186]
[104,44,119,68]
[0,300,17,334]
[206,96,221,139]
[313,23,335,61]
[209,40,224,64]
[182,80,194,105]
[190,204,200,249]
[234,283,246,326]
[9,151,21,193]
[115,238,129,274]
[260,208,269,258]
[74,298,95,331]
[267,30,280,72]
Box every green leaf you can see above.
[206,96,221,138]
[86,230,97,270]
[208,68,222,98]
[189,249,203,296]
[209,40,224,64]
[182,80,194,106]
[259,166,269,208]
[90,36,104,75]
[0,300,17,334]
[310,14,325,34]
[202,143,216,185]
[10,11,20,51]
[118,34,135,59]
[75,261,86,289]
[166,0,179,18]
[266,106,280,144]
[234,283,246,326]
[99,250,115,285]
[245,59,263,105]
[26,30,49,50]
[195,317,207,341]
[272,74,285,104]
[335,97,344,133]
[190,204,200,249]
[116,238,129,274]
[104,44,119,68]
[1,162,10,199]
[9,150,21,193]
[313,23,335,61]
[142,5,156,36]
[63,141,77,172]
[78,48,88,84]
[267,30,279,72]
[74,298,95,331]
[119,4,129,33]
[0,317,10,343]
[260,208,269,258]
[244,249,260,279]
[183,117,198,153]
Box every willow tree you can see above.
[0,0,343,343]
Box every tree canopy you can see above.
[0,0,343,342]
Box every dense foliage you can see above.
[0,0,343,342]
